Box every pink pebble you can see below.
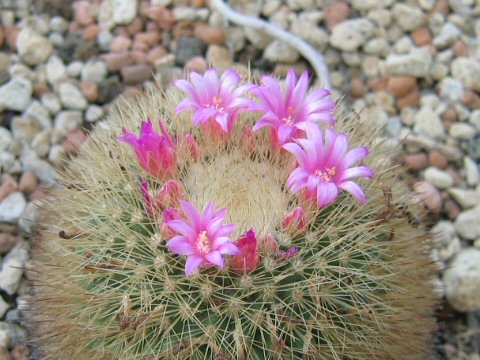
[73,1,95,27]
[110,36,132,53]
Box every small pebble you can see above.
[19,171,37,194]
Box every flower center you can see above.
[314,167,336,182]
[196,231,211,254]
[282,106,296,126]
[206,96,224,112]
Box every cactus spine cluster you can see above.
[29,70,438,360]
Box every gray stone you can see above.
[448,188,480,209]
[330,19,375,52]
[444,249,480,311]
[290,19,328,49]
[41,93,62,115]
[54,110,83,136]
[438,77,464,102]
[449,123,476,140]
[0,192,26,223]
[85,105,104,123]
[392,3,425,31]
[0,77,33,112]
[384,48,432,77]
[0,298,9,319]
[244,28,272,50]
[464,157,479,186]
[0,53,11,85]
[470,110,480,131]
[31,130,51,157]
[49,144,67,165]
[264,40,300,63]
[432,221,460,262]
[175,37,206,66]
[433,23,461,48]
[112,0,138,25]
[19,201,41,233]
[49,16,69,33]
[0,151,15,173]
[364,38,389,56]
[0,243,28,295]
[67,61,84,78]
[424,167,454,189]
[173,6,197,21]
[46,55,67,85]
[0,128,12,151]
[413,107,445,140]
[451,58,480,92]
[16,28,53,65]
[455,205,480,240]
[21,152,59,185]
[11,116,40,142]
[58,82,88,110]
[0,321,28,348]
[24,101,52,129]
[81,60,108,83]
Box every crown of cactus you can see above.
[29,68,438,360]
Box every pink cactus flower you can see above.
[260,234,279,256]
[282,206,307,234]
[141,179,183,215]
[166,200,239,276]
[117,119,177,179]
[181,134,200,162]
[231,229,259,273]
[161,208,180,239]
[283,126,374,208]
[174,68,252,134]
[250,69,336,146]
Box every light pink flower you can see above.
[166,200,239,276]
[283,126,374,208]
[231,229,259,273]
[117,119,176,179]
[174,68,252,133]
[282,206,307,234]
[161,208,180,239]
[250,69,336,146]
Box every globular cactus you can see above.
[29,68,438,360]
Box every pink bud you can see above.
[158,179,183,209]
[241,125,256,155]
[278,247,299,260]
[282,206,307,234]
[231,229,259,273]
[141,180,161,215]
[260,234,279,255]
[161,208,180,239]
[183,134,200,161]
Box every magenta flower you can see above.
[166,200,239,276]
[174,68,252,133]
[250,69,336,146]
[117,119,176,179]
[231,229,259,273]
[283,126,374,208]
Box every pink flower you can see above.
[141,179,183,215]
[175,68,252,133]
[161,208,180,239]
[283,126,374,208]
[260,234,279,256]
[231,229,259,273]
[250,69,335,146]
[166,200,239,276]
[282,206,307,234]
[117,119,176,179]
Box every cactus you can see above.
[29,69,438,360]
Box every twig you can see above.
[210,0,332,90]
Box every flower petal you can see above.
[341,147,370,168]
[283,142,307,167]
[205,251,224,268]
[180,200,201,229]
[167,220,196,239]
[217,242,240,255]
[185,255,204,276]
[166,235,194,255]
[316,182,338,208]
[339,181,367,204]
[342,166,375,180]
[278,125,294,145]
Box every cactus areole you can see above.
[29,68,438,359]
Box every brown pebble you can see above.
[146,21,160,33]
[122,86,144,98]
[387,76,417,98]
[132,39,149,52]
[324,1,350,31]
[126,18,144,37]
[0,25,4,48]
[396,87,420,109]
[68,21,81,32]
[414,181,442,214]
[411,27,432,46]
[134,32,161,47]
[442,107,457,129]
[0,224,17,234]
[432,0,450,15]
[80,81,99,102]
[83,24,100,41]
[428,150,448,169]
[73,1,95,27]
[138,0,150,17]
[146,46,167,66]
[0,233,21,254]
[5,26,20,50]
[19,171,38,194]
[349,78,367,98]
[153,7,175,30]
[0,177,18,202]
[453,40,469,57]
[30,186,48,201]
[402,153,429,171]
[191,0,205,7]
[369,77,388,92]
[185,56,208,73]
[113,26,128,37]
[173,22,195,39]
[0,345,11,360]
[460,90,480,109]
[103,53,135,71]
[194,23,226,45]
[110,36,132,53]
[121,64,153,84]
[444,198,460,220]
[130,50,147,64]
[34,82,51,97]
[63,129,87,154]
[10,344,29,360]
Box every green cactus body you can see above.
[29,76,438,359]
